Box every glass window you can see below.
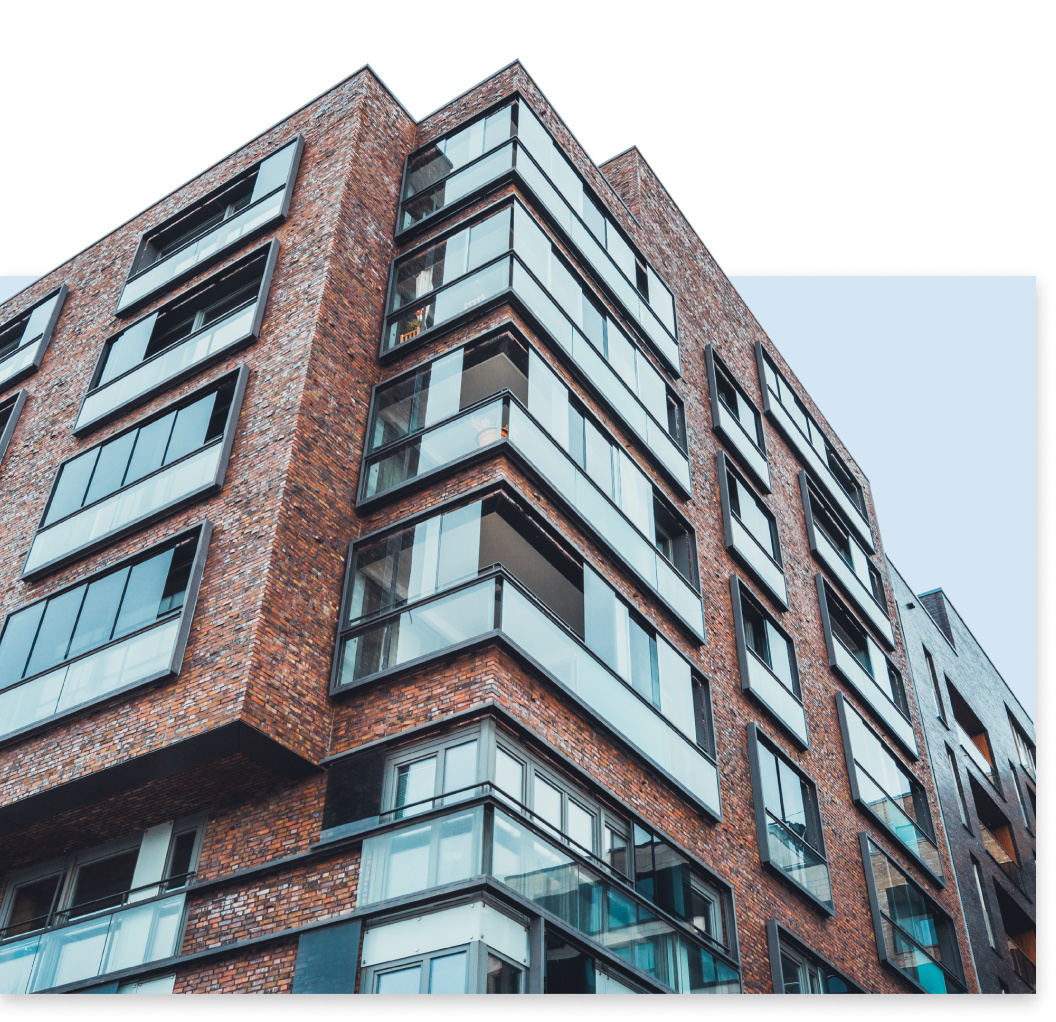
[4,874,62,937]
[713,357,763,446]
[376,963,422,994]
[740,591,796,693]
[394,756,437,819]
[495,747,525,803]
[727,465,778,558]
[486,954,522,993]
[922,647,946,721]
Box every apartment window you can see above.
[971,857,997,948]
[766,921,862,993]
[1009,762,1031,830]
[948,684,997,787]
[731,577,806,746]
[0,818,203,994]
[713,355,763,448]
[860,835,965,993]
[0,525,210,741]
[27,371,245,578]
[0,286,68,391]
[993,886,1035,989]
[1008,715,1036,782]
[967,776,1023,891]
[118,139,301,314]
[0,390,27,467]
[382,733,485,820]
[922,647,947,722]
[748,725,832,912]
[946,745,970,829]
[837,695,943,882]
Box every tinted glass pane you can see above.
[83,431,137,506]
[113,548,175,637]
[394,756,437,818]
[66,567,130,660]
[0,601,45,687]
[486,955,521,993]
[69,849,139,916]
[165,830,198,888]
[7,875,61,936]
[567,801,595,852]
[164,392,216,465]
[123,412,176,485]
[533,776,562,832]
[45,450,98,524]
[442,740,478,802]
[376,964,421,994]
[24,585,85,677]
[495,748,524,802]
[778,760,807,837]
[428,951,468,993]
[781,953,803,993]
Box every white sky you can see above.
[2,1,1047,725]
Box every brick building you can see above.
[890,562,1036,992]
[0,62,992,994]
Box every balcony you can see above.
[0,287,67,391]
[335,572,720,818]
[0,890,186,994]
[116,139,301,314]
[978,824,1023,891]
[763,812,833,911]
[355,797,740,993]
[1008,941,1036,988]
[382,201,691,494]
[955,722,995,784]
[360,394,704,639]
[758,348,873,551]
[398,100,680,375]
[878,916,964,994]
[741,646,808,748]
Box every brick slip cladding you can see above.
[0,62,983,994]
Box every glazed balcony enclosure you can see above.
[0,287,68,392]
[361,336,703,638]
[381,201,691,494]
[333,494,719,818]
[398,98,679,375]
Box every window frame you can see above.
[118,138,302,316]
[0,389,28,468]
[765,919,864,993]
[0,286,68,393]
[704,345,770,491]
[78,242,278,434]
[24,367,248,580]
[716,451,786,608]
[836,694,945,886]
[858,832,966,993]
[746,724,833,915]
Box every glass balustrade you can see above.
[878,917,961,994]
[741,648,809,747]
[855,769,943,880]
[356,803,739,993]
[810,523,893,645]
[0,893,186,994]
[764,813,832,909]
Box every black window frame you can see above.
[0,285,69,393]
[78,242,278,435]
[765,919,864,993]
[25,367,248,580]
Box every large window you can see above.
[705,346,769,490]
[0,390,27,468]
[947,684,998,788]
[0,817,203,994]
[360,335,702,635]
[0,525,210,742]
[117,139,301,314]
[836,695,943,883]
[730,577,807,747]
[817,575,916,757]
[747,725,832,912]
[80,244,276,433]
[0,286,67,392]
[334,492,718,814]
[967,775,1024,892]
[860,835,966,993]
[380,200,691,493]
[25,370,246,578]
[766,921,862,993]
[716,453,786,607]
[397,99,679,373]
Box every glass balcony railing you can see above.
[0,892,186,994]
[0,289,66,390]
[0,616,181,741]
[955,723,995,783]
[742,647,808,748]
[337,573,720,818]
[117,140,300,314]
[356,800,740,993]
[728,513,787,607]
[764,812,832,909]
[978,825,1022,890]
[77,302,257,433]
[878,917,964,994]
[383,202,690,494]
[24,445,225,578]
[855,767,943,880]
[398,101,680,375]
[360,395,704,639]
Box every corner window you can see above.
[747,725,831,911]
[118,138,301,314]
[81,244,276,433]
[0,286,67,392]
[837,695,943,882]
[766,921,862,993]
[860,834,965,993]
[730,577,806,747]
[26,370,246,578]
[0,524,211,742]
[0,389,27,467]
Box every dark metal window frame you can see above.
[25,367,248,580]
[729,575,807,750]
[745,723,833,916]
[0,285,69,393]
[715,451,786,609]
[858,832,966,993]
[0,522,213,749]
[396,92,680,353]
[765,919,864,993]
[704,344,770,490]
[78,242,278,435]
[836,693,944,887]
[118,137,302,317]
[0,389,28,467]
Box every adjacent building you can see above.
[0,62,998,994]
[891,563,1036,992]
